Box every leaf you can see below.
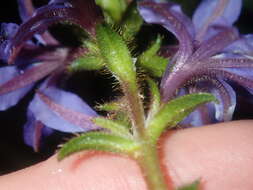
[177,181,200,190]
[96,101,121,112]
[147,93,217,143]
[70,54,104,71]
[93,117,132,138]
[58,132,140,160]
[120,2,143,41]
[138,36,168,77]
[95,0,127,23]
[96,24,137,90]
[146,78,161,124]
[96,24,144,134]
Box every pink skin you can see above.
[1,120,253,190]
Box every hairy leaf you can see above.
[95,0,127,22]
[147,93,217,143]
[177,181,200,190]
[93,117,132,138]
[58,132,140,160]
[120,2,143,41]
[146,78,161,124]
[138,36,168,77]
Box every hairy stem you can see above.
[123,82,145,138]
[137,139,170,190]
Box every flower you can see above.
[138,0,253,126]
[0,0,102,150]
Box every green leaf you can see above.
[137,36,168,77]
[58,132,140,160]
[96,101,121,112]
[95,0,127,23]
[147,93,217,143]
[96,24,145,135]
[120,2,143,41]
[177,181,200,190]
[69,54,104,71]
[96,24,137,90]
[93,117,132,138]
[146,78,161,124]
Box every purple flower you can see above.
[138,0,253,126]
[0,0,102,150]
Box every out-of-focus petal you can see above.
[189,27,239,62]
[23,110,54,151]
[210,79,236,121]
[178,88,215,127]
[224,34,253,56]
[0,59,63,96]
[17,0,35,21]
[6,0,102,63]
[138,1,194,63]
[193,0,242,41]
[29,85,99,133]
[0,23,19,61]
[17,0,59,45]
[0,66,33,110]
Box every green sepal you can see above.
[58,132,140,161]
[137,36,168,77]
[96,101,131,128]
[96,24,137,91]
[147,93,217,143]
[96,101,121,112]
[69,55,104,71]
[177,181,200,190]
[93,117,132,138]
[146,78,161,124]
[95,0,127,23]
[120,2,143,41]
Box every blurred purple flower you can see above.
[0,0,102,150]
[138,0,253,126]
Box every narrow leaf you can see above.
[96,24,137,89]
[177,181,200,190]
[58,132,140,160]
[70,54,104,71]
[96,101,121,112]
[120,2,143,41]
[93,117,132,138]
[138,36,168,77]
[96,24,145,132]
[147,93,217,143]
[146,78,161,124]
[95,0,127,22]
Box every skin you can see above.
[1,120,253,190]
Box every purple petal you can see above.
[0,59,64,96]
[0,66,33,110]
[0,23,19,61]
[23,110,54,151]
[209,79,236,121]
[138,1,194,63]
[7,0,102,64]
[181,104,215,127]
[189,27,239,62]
[193,0,242,41]
[17,0,35,21]
[17,0,59,45]
[224,34,253,56]
[29,85,98,133]
[178,88,215,127]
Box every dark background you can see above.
[0,0,253,175]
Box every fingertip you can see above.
[162,120,253,190]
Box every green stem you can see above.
[123,83,145,137]
[137,139,170,190]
